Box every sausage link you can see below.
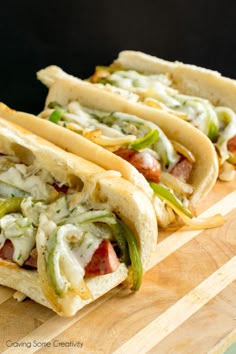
[227,135,236,154]
[170,157,193,183]
[0,240,37,268]
[85,240,120,276]
[114,148,161,183]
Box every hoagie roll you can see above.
[87,50,236,181]
[0,117,157,316]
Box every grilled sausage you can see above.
[114,148,161,183]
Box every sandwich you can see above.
[87,50,236,181]
[0,117,157,316]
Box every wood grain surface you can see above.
[0,179,236,354]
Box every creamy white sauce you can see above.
[0,213,36,265]
[0,156,116,278]
[0,163,54,201]
[43,102,179,170]
[102,70,236,161]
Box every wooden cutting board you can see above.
[0,179,236,354]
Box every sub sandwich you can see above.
[86,50,236,181]
[0,118,157,316]
[0,75,222,229]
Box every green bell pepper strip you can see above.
[0,197,24,218]
[208,118,219,142]
[109,222,130,265]
[46,226,92,298]
[129,129,159,151]
[46,230,68,296]
[204,103,219,141]
[58,210,117,226]
[48,109,65,124]
[115,219,143,291]
[75,210,117,225]
[149,182,193,219]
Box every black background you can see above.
[1,0,236,114]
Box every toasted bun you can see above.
[114,50,236,113]
[0,117,157,316]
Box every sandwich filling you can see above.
[39,101,198,227]
[90,67,236,181]
[0,154,142,301]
